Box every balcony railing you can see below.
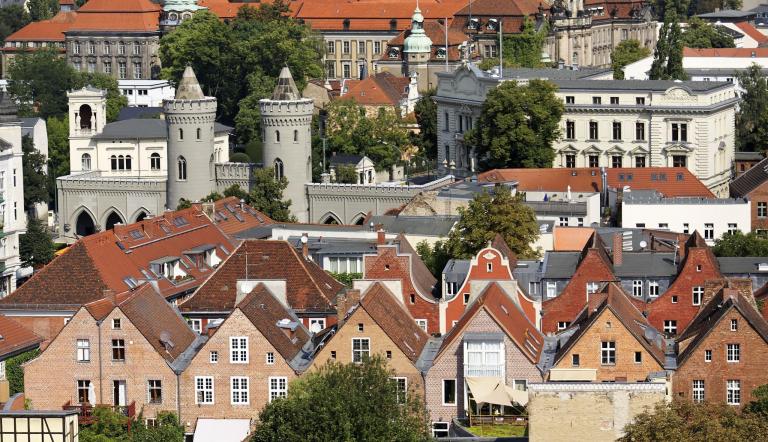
[62,400,136,426]
[465,364,504,378]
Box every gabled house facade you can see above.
[548,283,666,382]
[310,282,430,400]
[356,234,440,334]
[425,282,543,433]
[674,288,768,407]
[178,283,313,434]
[23,284,196,419]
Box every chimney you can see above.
[702,279,726,307]
[727,278,756,309]
[301,233,309,258]
[103,289,116,305]
[336,289,361,322]
[612,233,623,266]
[376,229,385,245]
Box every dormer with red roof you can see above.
[541,233,618,334]
[441,235,538,334]
[425,282,543,425]
[356,233,439,334]
[646,232,723,336]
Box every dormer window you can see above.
[468,18,480,30]
[150,257,186,280]
[390,18,397,31]
[343,18,350,31]
[388,47,401,59]
[487,19,498,31]
[435,48,446,59]
[759,263,768,272]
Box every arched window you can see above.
[125,155,132,170]
[150,153,161,171]
[274,158,284,180]
[81,153,91,171]
[118,155,125,170]
[110,155,117,171]
[293,130,298,142]
[178,156,187,180]
[196,128,201,140]
[275,130,280,143]
[79,104,92,130]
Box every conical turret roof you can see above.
[175,66,205,100]
[271,67,301,101]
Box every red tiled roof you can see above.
[0,207,235,311]
[341,72,410,107]
[0,315,42,360]
[454,0,540,16]
[478,168,602,193]
[77,0,160,13]
[382,20,467,62]
[179,240,344,314]
[437,282,543,364]
[67,11,159,32]
[734,22,768,45]
[237,283,311,363]
[84,284,196,362]
[683,47,768,57]
[4,11,77,42]
[193,197,274,236]
[359,282,429,363]
[199,0,302,19]
[606,167,714,198]
[295,0,467,31]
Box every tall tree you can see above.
[469,79,563,169]
[416,239,452,279]
[713,230,768,256]
[26,0,58,21]
[0,5,30,44]
[445,186,540,259]
[736,64,768,152]
[45,116,69,200]
[414,89,437,159]
[249,167,296,222]
[503,18,548,68]
[681,16,735,48]
[611,39,651,79]
[20,216,54,268]
[21,135,49,211]
[690,0,742,14]
[252,357,428,442]
[649,6,686,80]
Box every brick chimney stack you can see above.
[727,278,756,309]
[377,229,385,245]
[301,233,309,258]
[103,289,116,305]
[336,289,361,322]
[613,233,623,266]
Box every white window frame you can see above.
[209,351,218,364]
[268,376,288,402]
[230,376,249,405]
[391,377,407,403]
[726,380,740,405]
[557,321,570,331]
[352,337,370,363]
[704,223,714,240]
[546,282,557,298]
[230,336,249,363]
[195,376,214,405]
[586,282,599,294]
[187,318,202,333]
[308,318,326,333]
[692,380,705,403]
[692,286,703,306]
[727,343,740,363]
[632,280,643,297]
[415,319,427,332]
[147,379,162,404]
[648,281,659,298]
[266,352,275,365]
[705,349,712,362]
[77,339,90,362]
[442,379,456,406]
[731,319,738,331]
[664,320,677,335]
[601,341,616,365]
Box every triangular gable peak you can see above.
[362,236,438,303]
[436,282,543,366]
[490,233,518,267]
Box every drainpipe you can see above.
[98,320,103,404]
[176,372,181,425]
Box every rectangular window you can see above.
[230,337,248,363]
[572,354,580,366]
[210,351,218,363]
[266,352,275,364]
[664,320,677,335]
[635,351,642,363]
[672,123,688,142]
[566,121,575,139]
[327,40,335,54]
[727,343,740,362]
[77,380,91,404]
[73,41,80,54]
[731,319,738,331]
[728,223,738,235]
[635,122,645,140]
[342,41,350,54]
[442,379,456,405]
[415,319,427,331]
[592,96,602,104]
[704,223,714,240]
[586,282,599,294]
[559,217,569,226]
[269,377,288,402]
[758,202,767,218]
[112,339,125,361]
[133,43,140,55]
[692,287,703,306]
[118,62,127,79]
[612,155,623,168]
[705,349,712,362]
[727,380,741,405]
[195,376,214,404]
[612,122,622,140]
[589,121,599,140]
[673,155,687,168]
[133,63,142,79]
[463,293,470,305]
[578,217,584,227]
[693,380,705,403]
[113,318,121,329]
[635,156,646,168]
[601,341,616,365]
[374,41,381,54]
[636,97,645,105]
[546,282,557,298]
[103,61,112,75]
[610,96,619,105]
[357,41,365,55]
[187,319,201,333]
[566,96,575,104]
[659,223,669,229]
[565,154,576,168]
[392,377,407,403]
[649,281,659,297]
[683,223,690,234]
[352,338,370,363]
[77,339,90,362]
[589,155,599,167]
[632,280,643,297]
[342,63,351,79]
[325,61,335,78]
[231,377,249,405]
[148,380,162,404]
[557,321,570,331]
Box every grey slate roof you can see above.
[329,154,363,166]
[730,157,768,197]
[93,119,231,140]
[552,79,731,92]
[698,9,756,19]
[613,253,677,277]
[735,151,765,161]
[499,67,611,80]
[369,215,458,236]
[442,259,470,283]
[716,257,768,274]
[542,252,581,279]
[116,106,163,121]
[272,67,301,101]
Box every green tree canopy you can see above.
[445,186,540,259]
[333,164,358,184]
[680,17,735,48]
[0,5,30,45]
[469,79,563,169]
[21,135,49,211]
[650,6,687,80]
[249,167,296,222]
[73,72,127,122]
[20,216,54,268]
[79,408,184,442]
[712,231,768,256]
[252,357,428,442]
[736,64,768,152]
[27,0,58,21]
[416,239,452,280]
[611,39,651,79]
[413,89,437,160]
[5,349,38,395]
[45,116,68,201]
[689,0,742,15]
[503,18,548,68]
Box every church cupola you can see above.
[403,1,433,54]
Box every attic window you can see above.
[436,48,446,59]
[129,229,143,240]
[487,18,498,31]
[112,319,121,329]
[159,224,171,234]
[468,18,479,30]
[390,18,397,31]
[388,47,400,59]
[173,216,189,227]
[409,294,415,304]
[343,18,350,31]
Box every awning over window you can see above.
[193,419,251,442]
[466,377,528,407]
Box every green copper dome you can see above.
[403,4,432,54]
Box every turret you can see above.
[403,2,433,90]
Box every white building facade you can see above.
[621,190,751,244]
[0,96,27,297]
[118,79,175,107]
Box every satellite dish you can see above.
[300,234,308,244]
[639,240,648,248]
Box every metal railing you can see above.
[464,364,504,377]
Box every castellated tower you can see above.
[259,67,314,222]
[163,66,217,210]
